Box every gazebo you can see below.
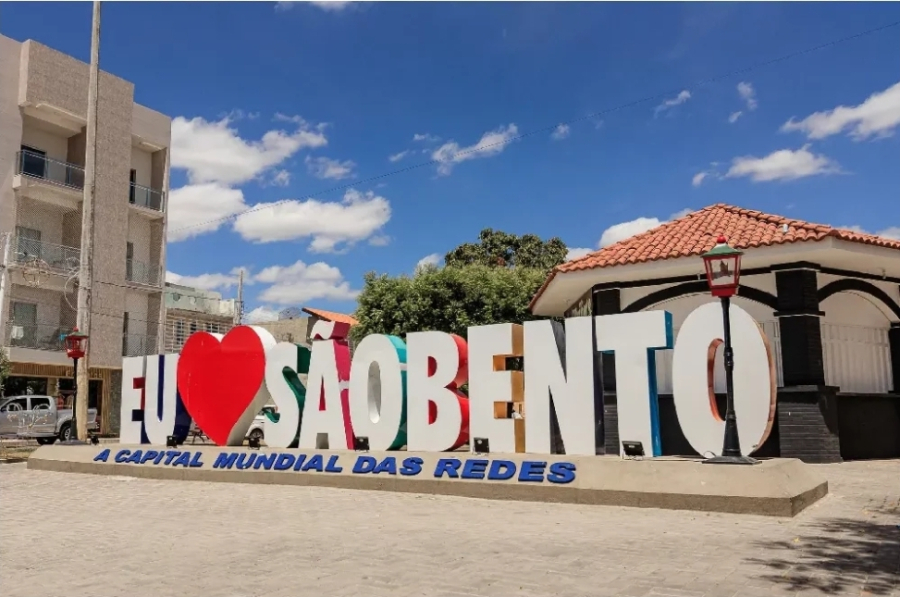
[531,204,900,462]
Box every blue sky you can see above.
[3,1,899,321]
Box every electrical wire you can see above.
[167,19,900,237]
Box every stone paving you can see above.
[1,459,897,597]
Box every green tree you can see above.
[444,228,568,272]
[0,348,11,397]
[353,230,567,340]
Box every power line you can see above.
[168,19,900,237]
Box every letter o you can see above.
[671,302,776,457]
[348,334,407,451]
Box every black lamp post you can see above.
[701,236,758,465]
[61,327,89,445]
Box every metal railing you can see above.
[129,182,165,212]
[122,334,158,357]
[126,259,162,286]
[16,150,85,190]
[12,236,81,273]
[5,322,73,351]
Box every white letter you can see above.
[524,317,596,455]
[349,334,407,451]
[672,302,776,457]
[406,331,469,452]
[143,354,181,445]
[263,342,308,449]
[595,311,673,457]
[120,356,146,444]
[297,339,350,449]
[468,323,524,454]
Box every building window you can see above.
[10,302,38,348]
[126,242,134,281]
[206,322,218,334]
[175,320,186,346]
[122,312,130,355]
[129,169,136,204]
[15,226,42,262]
[20,145,46,178]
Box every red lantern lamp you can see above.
[701,235,742,298]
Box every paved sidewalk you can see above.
[1,459,897,597]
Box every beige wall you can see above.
[130,146,153,188]
[21,123,69,162]
[164,310,234,353]
[255,317,313,346]
[0,35,24,329]
[1,34,172,371]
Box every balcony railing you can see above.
[16,150,85,190]
[5,322,73,351]
[122,334,158,357]
[126,259,162,286]
[129,182,165,212]
[12,236,81,273]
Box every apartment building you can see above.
[164,282,236,353]
[0,35,171,434]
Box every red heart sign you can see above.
[177,326,268,446]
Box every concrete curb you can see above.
[27,445,830,517]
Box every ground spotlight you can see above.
[622,441,644,458]
[247,436,261,450]
[473,437,490,454]
[166,436,179,448]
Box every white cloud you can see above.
[724,145,841,182]
[654,90,691,116]
[841,225,900,240]
[565,247,593,261]
[729,111,743,124]
[415,253,442,271]
[368,234,391,247]
[431,124,519,176]
[171,115,327,186]
[692,172,709,187]
[597,208,693,248]
[245,306,280,323]
[877,227,900,240]
[388,150,410,162]
[737,81,757,111]
[269,169,291,187]
[167,183,248,242]
[165,267,247,291]
[275,1,353,12]
[551,124,570,140]
[305,156,356,180]
[413,133,440,143]
[232,188,391,252]
[255,260,358,304]
[600,217,665,247]
[781,81,900,141]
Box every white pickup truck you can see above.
[0,395,99,443]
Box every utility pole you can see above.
[234,269,244,326]
[74,0,101,442]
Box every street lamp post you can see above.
[61,328,89,445]
[701,235,758,465]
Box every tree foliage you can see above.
[444,228,568,272]
[0,348,11,397]
[353,230,567,340]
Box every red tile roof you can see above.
[531,203,900,310]
[302,307,359,327]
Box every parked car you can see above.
[0,395,99,443]
[245,405,277,443]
